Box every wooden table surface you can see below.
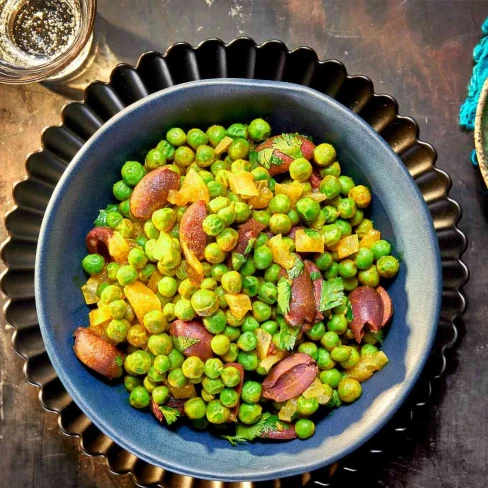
[0,1,486,487]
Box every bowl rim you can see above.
[35,78,442,481]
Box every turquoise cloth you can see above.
[460,18,488,130]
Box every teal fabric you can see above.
[460,18,488,131]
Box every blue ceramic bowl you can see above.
[36,79,441,481]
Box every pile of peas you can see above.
[80,118,399,442]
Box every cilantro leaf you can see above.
[270,154,283,166]
[114,355,123,367]
[172,336,199,352]
[346,300,354,322]
[310,271,322,281]
[371,330,384,344]
[271,134,304,160]
[277,277,291,315]
[159,406,180,426]
[222,413,283,445]
[249,150,258,167]
[232,252,246,271]
[278,315,299,351]
[244,237,256,255]
[288,255,304,279]
[257,148,274,169]
[319,277,345,312]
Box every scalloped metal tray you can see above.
[1,38,468,487]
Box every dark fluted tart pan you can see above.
[1,38,468,487]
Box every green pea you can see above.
[326,389,342,408]
[126,248,146,271]
[221,342,239,362]
[113,180,133,201]
[147,365,166,383]
[229,138,250,160]
[174,298,196,321]
[191,289,219,317]
[207,181,225,198]
[314,143,336,167]
[206,399,230,424]
[319,368,342,389]
[99,285,122,305]
[82,253,104,276]
[269,194,291,214]
[156,276,177,298]
[324,262,339,280]
[238,403,262,425]
[129,386,151,408]
[216,228,239,252]
[269,213,292,235]
[145,149,166,170]
[166,128,186,146]
[355,248,374,270]
[319,175,342,199]
[251,167,270,182]
[151,208,175,233]
[239,381,261,404]
[187,128,208,149]
[221,366,241,388]
[106,318,129,343]
[204,358,223,379]
[139,263,156,282]
[205,243,226,264]
[371,240,392,260]
[210,159,230,176]
[343,276,358,291]
[361,344,379,356]
[195,145,215,168]
[153,355,170,374]
[115,265,137,286]
[355,219,374,238]
[181,356,205,380]
[323,205,338,224]
[252,246,272,270]
[297,396,319,416]
[218,204,236,226]
[261,320,278,335]
[125,350,152,376]
[237,331,257,352]
[377,255,399,278]
[322,224,342,248]
[320,161,341,178]
[298,342,319,361]
[296,198,320,224]
[338,378,362,403]
[151,385,170,406]
[208,196,230,214]
[174,146,195,167]
[143,310,168,334]
[252,209,271,228]
[226,123,248,139]
[240,258,256,277]
[206,125,226,147]
[211,334,231,355]
[338,176,355,196]
[201,310,225,335]
[335,219,352,237]
[341,347,360,369]
[358,265,380,287]
[233,202,250,223]
[257,282,277,305]
[210,263,228,282]
[105,211,122,229]
[338,259,357,279]
[168,368,188,388]
[268,177,276,192]
[248,118,271,141]
[124,375,142,392]
[327,314,348,335]
[255,232,269,248]
[337,197,357,219]
[115,218,133,238]
[120,161,146,187]
[220,388,239,408]
[221,271,242,294]
[286,208,299,226]
[224,326,242,343]
[304,321,325,341]
[312,252,331,272]
[349,185,372,208]
[156,140,175,161]
[241,316,259,332]
[252,300,272,322]
[331,345,352,363]
[214,286,228,309]
[350,208,364,227]
[262,264,279,284]
[202,214,225,237]
[224,310,244,328]
[242,275,259,297]
[290,158,313,182]
[320,331,341,351]
[295,418,315,439]
[105,263,120,282]
[108,299,127,320]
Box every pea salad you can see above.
[74,118,399,443]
